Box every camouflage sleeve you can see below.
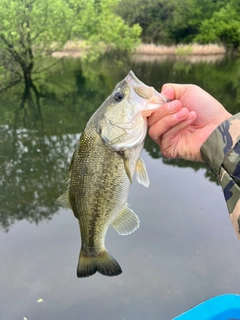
[200,113,240,240]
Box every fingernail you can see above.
[175,108,187,119]
[189,111,196,119]
[161,86,173,100]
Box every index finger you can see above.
[148,100,182,127]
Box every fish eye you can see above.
[113,91,124,102]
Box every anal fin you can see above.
[111,203,140,235]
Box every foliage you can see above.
[0,0,141,81]
[118,0,240,51]
[195,2,240,51]
[117,0,226,44]
[175,46,193,56]
[117,0,175,43]
[170,0,222,43]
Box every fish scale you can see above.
[73,127,131,247]
[56,71,167,277]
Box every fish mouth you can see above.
[125,70,169,118]
[125,70,169,106]
[100,71,169,150]
[126,70,147,88]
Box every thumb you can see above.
[161,83,189,100]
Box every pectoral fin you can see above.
[119,151,132,183]
[111,203,140,235]
[135,158,150,187]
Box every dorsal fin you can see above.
[55,146,78,210]
[56,191,72,209]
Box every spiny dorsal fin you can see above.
[56,145,78,209]
[56,191,72,209]
[111,203,140,235]
[69,148,76,172]
[135,158,149,187]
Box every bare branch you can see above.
[0,35,27,70]
[0,78,22,94]
[33,57,64,74]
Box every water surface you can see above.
[1,54,240,320]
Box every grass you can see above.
[135,43,226,56]
[51,41,226,60]
[52,41,89,58]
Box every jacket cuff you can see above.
[200,113,240,179]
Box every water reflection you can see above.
[1,55,240,232]
[1,54,240,320]
[0,124,76,231]
[132,53,226,64]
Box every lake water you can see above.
[1,54,240,320]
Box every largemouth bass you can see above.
[57,71,167,278]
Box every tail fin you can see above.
[77,250,122,278]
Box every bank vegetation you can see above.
[0,0,239,87]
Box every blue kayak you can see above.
[173,294,240,320]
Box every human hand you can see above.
[148,84,232,162]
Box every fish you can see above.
[56,71,168,278]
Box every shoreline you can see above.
[134,43,226,56]
[52,42,226,62]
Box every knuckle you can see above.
[160,145,172,158]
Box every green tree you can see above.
[117,0,175,43]
[195,2,240,51]
[170,0,223,43]
[0,0,141,86]
[117,0,226,44]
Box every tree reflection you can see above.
[0,92,74,232]
[144,135,218,184]
[1,55,239,231]
[0,56,130,232]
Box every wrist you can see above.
[200,113,240,178]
